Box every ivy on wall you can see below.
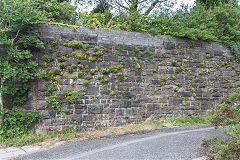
[0,0,47,137]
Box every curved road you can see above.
[15,126,226,160]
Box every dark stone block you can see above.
[86,86,98,95]
[103,55,118,62]
[164,42,176,50]
[179,91,192,97]
[87,104,103,114]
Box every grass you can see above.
[0,115,212,148]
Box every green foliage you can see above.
[67,64,76,74]
[100,78,109,84]
[0,108,41,138]
[175,67,181,74]
[149,96,153,101]
[94,46,99,52]
[58,55,66,62]
[64,41,84,50]
[109,91,115,96]
[97,74,103,80]
[1,83,30,107]
[71,51,77,57]
[135,63,141,70]
[50,40,58,47]
[144,49,151,55]
[95,51,103,57]
[53,68,61,75]
[100,68,109,74]
[36,0,77,24]
[63,73,68,78]
[58,63,66,69]
[90,69,97,75]
[84,65,89,73]
[62,89,77,104]
[72,75,78,81]
[41,62,49,68]
[78,71,83,78]
[78,64,84,69]
[92,97,97,102]
[47,88,77,116]
[89,57,96,62]
[203,88,240,159]
[83,80,89,86]
[172,60,178,66]
[196,0,239,9]
[0,0,46,107]
[148,3,240,60]
[85,75,92,80]
[109,66,118,73]
[42,55,53,63]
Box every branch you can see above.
[113,0,130,11]
[144,0,167,16]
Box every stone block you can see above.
[87,104,103,114]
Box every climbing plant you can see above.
[0,0,48,137]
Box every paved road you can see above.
[15,126,226,160]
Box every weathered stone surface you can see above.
[25,24,240,132]
[87,104,103,114]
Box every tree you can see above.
[196,0,239,9]
[76,0,173,16]
[91,0,110,13]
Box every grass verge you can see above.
[0,115,212,148]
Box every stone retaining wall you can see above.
[25,24,239,132]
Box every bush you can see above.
[148,3,240,60]
[202,88,240,159]
[36,0,77,24]
[0,108,41,138]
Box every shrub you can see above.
[202,88,240,159]
[0,108,41,138]
[148,3,240,60]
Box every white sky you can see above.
[74,0,239,12]
[74,0,196,12]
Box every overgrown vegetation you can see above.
[202,88,240,160]
[75,2,240,60]
[0,0,49,137]
[0,108,41,138]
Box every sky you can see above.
[73,0,240,12]
[73,0,196,12]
